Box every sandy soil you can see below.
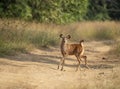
[0,41,119,89]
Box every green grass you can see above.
[0,19,120,56]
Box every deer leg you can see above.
[61,57,65,71]
[75,55,81,71]
[57,57,64,69]
[81,55,89,69]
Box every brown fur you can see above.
[58,34,89,71]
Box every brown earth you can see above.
[0,41,120,89]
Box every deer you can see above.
[57,34,89,71]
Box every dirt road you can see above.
[0,41,119,89]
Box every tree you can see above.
[86,0,110,20]
[0,0,89,23]
[106,0,120,20]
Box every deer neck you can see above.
[61,41,68,52]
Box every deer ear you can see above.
[60,34,63,38]
[67,35,71,39]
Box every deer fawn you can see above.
[57,34,89,71]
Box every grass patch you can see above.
[65,21,120,41]
[115,44,120,56]
[0,25,59,56]
[0,19,120,56]
[112,42,120,57]
[30,30,59,47]
[0,40,32,56]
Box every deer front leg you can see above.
[61,57,65,71]
[57,57,63,69]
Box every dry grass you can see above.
[64,21,120,41]
[0,19,120,56]
[111,42,120,57]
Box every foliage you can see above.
[0,0,32,20]
[86,0,109,20]
[0,0,120,23]
[86,0,120,21]
[0,0,89,24]
[106,0,120,20]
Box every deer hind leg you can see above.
[75,55,81,71]
[81,55,89,69]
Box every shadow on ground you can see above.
[0,52,116,70]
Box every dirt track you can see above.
[0,41,119,89]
